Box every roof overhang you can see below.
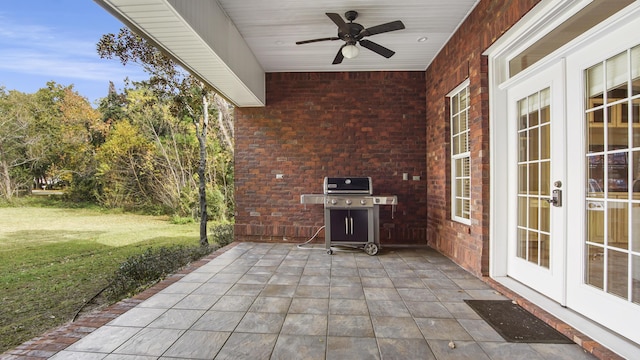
[94,0,265,107]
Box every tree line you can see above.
[0,28,234,227]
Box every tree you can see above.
[97,28,234,245]
[0,88,38,199]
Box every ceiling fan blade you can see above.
[326,13,350,34]
[296,37,340,45]
[359,39,395,58]
[360,20,405,38]
[332,45,345,64]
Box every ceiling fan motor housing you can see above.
[339,23,364,44]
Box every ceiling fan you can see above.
[296,10,405,64]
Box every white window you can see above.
[449,80,471,224]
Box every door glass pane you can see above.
[586,201,605,244]
[586,245,604,290]
[516,89,550,268]
[608,249,628,299]
[606,52,628,102]
[633,255,640,305]
[585,47,638,303]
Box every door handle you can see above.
[545,189,562,207]
[350,217,354,235]
[345,217,349,234]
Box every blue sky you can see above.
[0,0,147,105]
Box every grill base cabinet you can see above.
[324,207,378,255]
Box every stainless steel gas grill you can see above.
[300,177,397,255]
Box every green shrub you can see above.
[103,244,215,302]
[210,223,234,247]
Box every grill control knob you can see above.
[360,199,367,205]
[330,199,338,205]
[345,199,352,205]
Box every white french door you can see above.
[506,62,566,304]
[565,15,640,345]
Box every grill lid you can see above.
[324,177,372,195]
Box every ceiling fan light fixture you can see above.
[341,44,359,59]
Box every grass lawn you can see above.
[0,205,203,353]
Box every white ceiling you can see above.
[218,0,479,72]
[95,0,480,106]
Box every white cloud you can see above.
[0,13,145,84]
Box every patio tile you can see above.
[261,284,297,297]
[191,311,244,331]
[331,267,359,277]
[237,273,271,285]
[330,276,361,286]
[136,293,185,309]
[191,282,233,296]
[327,337,380,360]
[423,278,461,290]
[431,288,471,302]
[235,312,286,333]
[268,274,301,285]
[414,269,447,279]
[329,298,369,315]
[377,338,436,360]
[478,342,545,360]
[289,298,329,314]
[226,283,264,296]
[208,272,245,283]
[371,316,423,339]
[367,300,411,317]
[210,295,255,312]
[162,330,229,359]
[363,287,402,301]
[415,318,473,341]
[271,335,326,360]
[246,266,277,275]
[295,285,330,298]
[397,288,438,302]
[108,308,166,327]
[528,343,599,360]
[299,275,331,286]
[173,294,220,310]
[113,328,184,356]
[249,296,292,313]
[330,285,365,299]
[358,268,388,277]
[158,281,201,294]
[390,277,427,289]
[385,268,416,278]
[427,339,491,360]
[214,332,277,360]
[328,315,374,337]
[441,302,481,319]
[66,325,141,353]
[50,351,108,359]
[147,309,205,330]
[281,314,327,336]
[466,289,510,300]
[458,319,504,342]
[275,264,304,275]
[405,301,453,318]
[361,276,394,288]
[180,271,215,283]
[303,267,331,276]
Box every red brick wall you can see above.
[425,0,541,276]
[235,71,427,245]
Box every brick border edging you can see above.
[0,243,240,360]
[482,277,624,360]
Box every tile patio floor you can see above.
[4,242,605,359]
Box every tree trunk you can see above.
[0,160,13,200]
[197,90,209,246]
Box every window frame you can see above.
[448,79,472,225]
